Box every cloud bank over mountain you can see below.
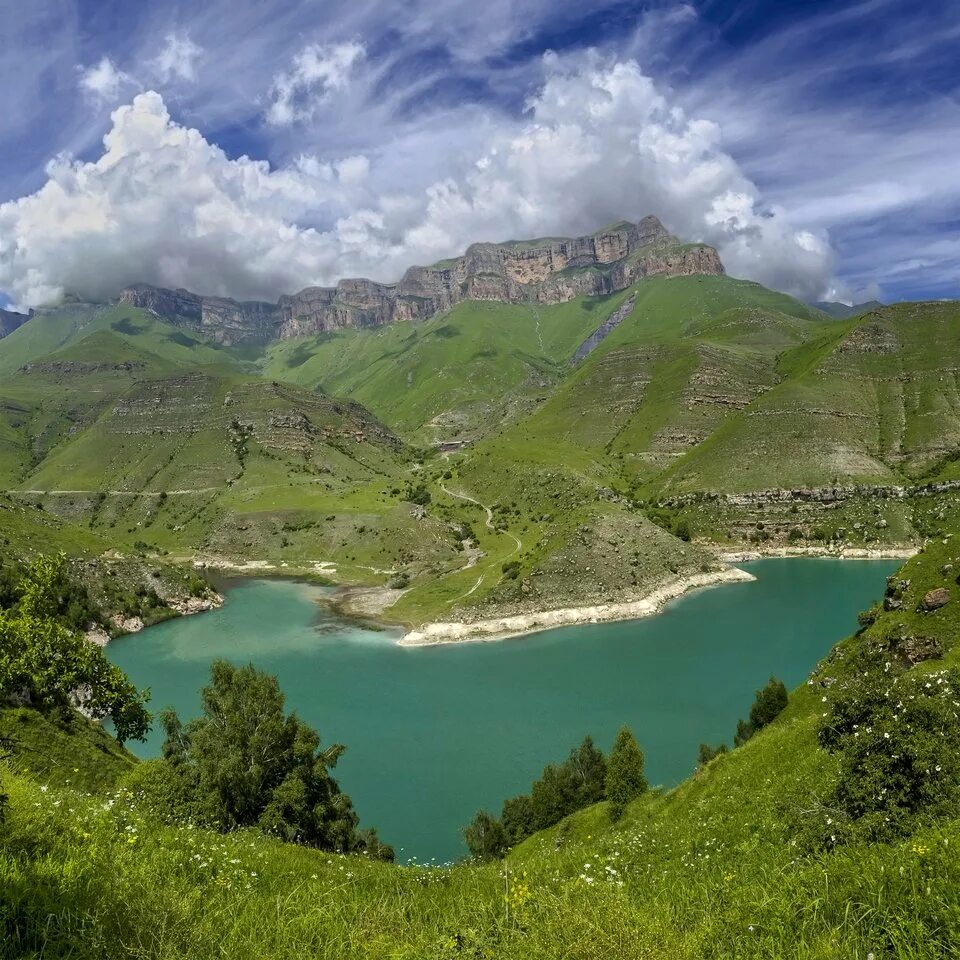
[0,54,836,310]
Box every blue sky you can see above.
[0,0,957,309]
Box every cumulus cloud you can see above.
[152,33,203,83]
[78,57,136,104]
[265,40,365,126]
[0,54,837,310]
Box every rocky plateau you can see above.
[118,215,724,345]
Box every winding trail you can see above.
[439,483,521,555]
[439,482,522,603]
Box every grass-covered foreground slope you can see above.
[5,529,960,958]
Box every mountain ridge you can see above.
[0,305,31,339]
[117,215,724,345]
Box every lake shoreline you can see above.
[718,545,918,563]
[398,567,757,647]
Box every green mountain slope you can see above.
[4,275,960,624]
[487,275,829,481]
[0,315,468,584]
[260,294,616,442]
[0,302,244,375]
[653,301,960,494]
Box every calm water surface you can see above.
[109,558,898,863]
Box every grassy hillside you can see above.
[485,275,829,483]
[653,301,960,494]
[3,281,960,627]
[260,294,615,443]
[0,312,469,587]
[0,302,243,375]
[4,531,960,957]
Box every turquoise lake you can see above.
[108,558,899,863]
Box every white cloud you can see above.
[0,55,838,311]
[78,57,136,104]
[265,40,365,126]
[152,33,203,83]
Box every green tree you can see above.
[0,556,150,743]
[158,660,392,858]
[606,727,647,820]
[750,676,788,728]
[530,762,574,830]
[697,742,727,767]
[500,793,535,845]
[465,735,611,854]
[734,676,788,745]
[463,809,507,860]
[567,735,607,807]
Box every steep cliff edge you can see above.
[118,215,723,344]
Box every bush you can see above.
[501,560,521,580]
[697,742,727,767]
[817,665,960,842]
[857,604,881,629]
[404,483,431,506]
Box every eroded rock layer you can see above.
[118,216,723,344]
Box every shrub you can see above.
[697,742,727,767]
[817,665,960,842]
[857,604,881,629]
[404,483,431,506]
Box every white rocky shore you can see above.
[84,592,223,646]
[719,545,918,563]
[399,567,756,647]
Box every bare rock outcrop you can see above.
[118,216,724,345]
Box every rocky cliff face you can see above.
[118,215,724,345]
[0,307,30,339]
